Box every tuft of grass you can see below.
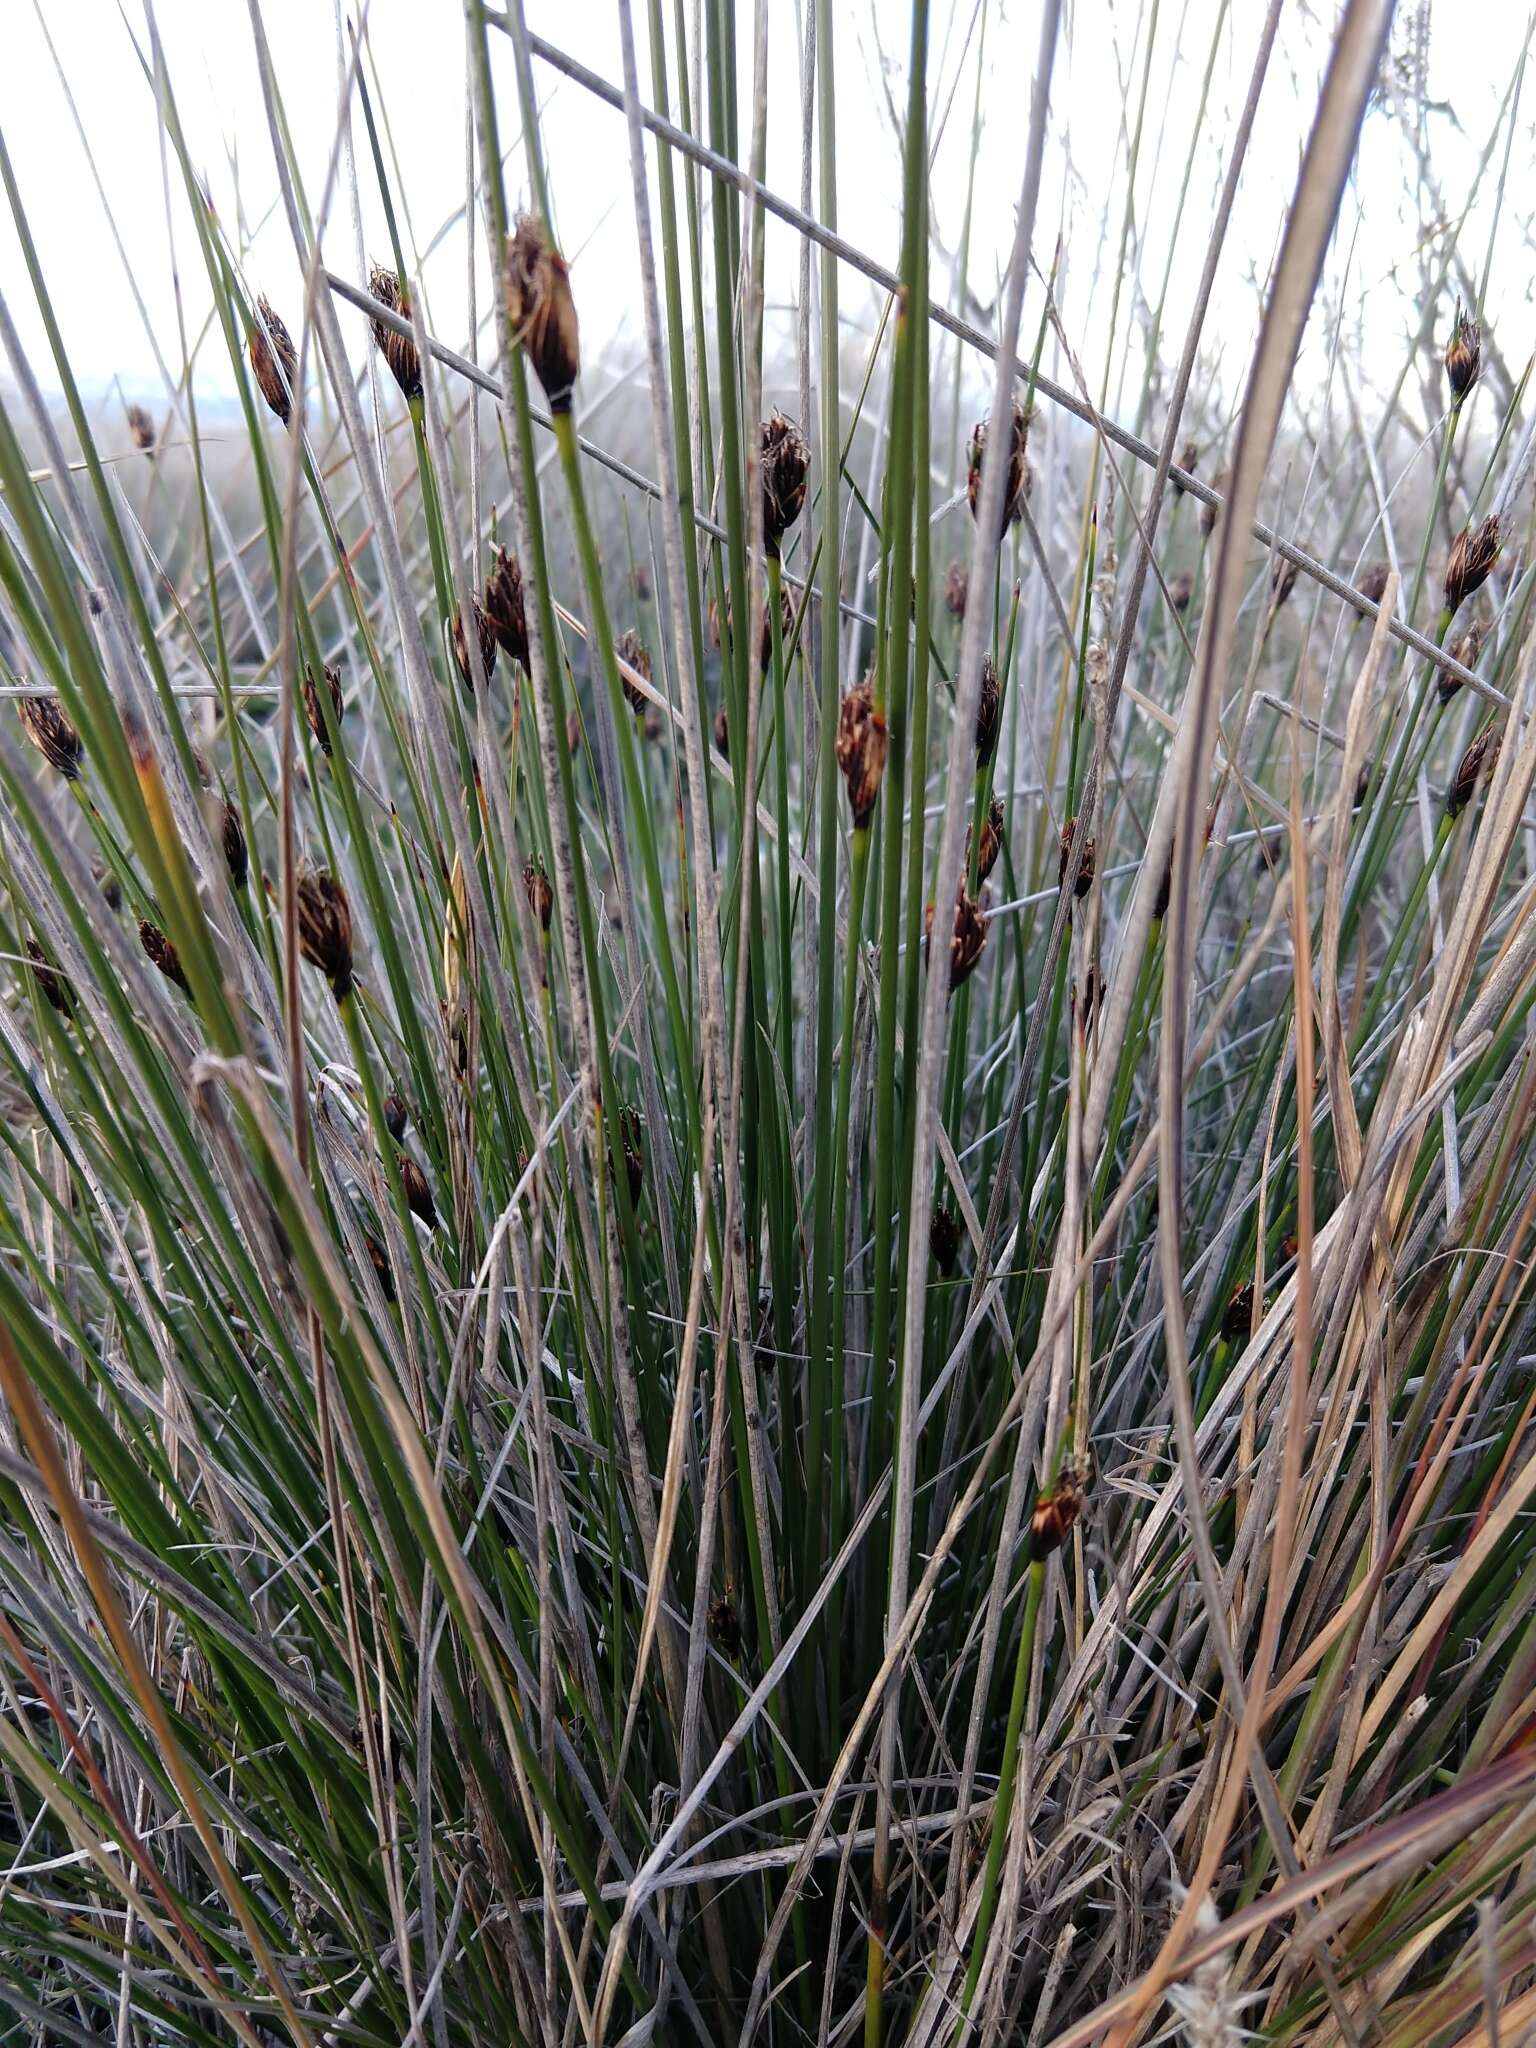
[4,3,1536,2044]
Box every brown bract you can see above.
[1059,816,1095,898]
[138,919,189,995]
[19,696,82,780]
[1444,515,1500,615]
[929,1203,962,1275]
[1029,1469,1085,1561]
[523,859,554,933]
[974,656,1002,768]
[966,394,1031,539]
[925,887,988,990]
[303,663,344,756]
[760,412,809,554]
[220,800,248,890]
[505,215,580,412]
[484,546,529,669]
[296,866,354,1001]
[249,296,298,424]
[25,937,74,1018]
[452,602,498,693]
[368,266,423,403]
[974,793,1005,884]
[1445,304,1482,402]
[835,678,887,829]
[616,629,652,718]
[1446,727,1501,820]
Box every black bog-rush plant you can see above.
[7,2,1536,2044]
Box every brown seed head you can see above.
[1029,1468,1085,1562]
[367,266,423,403]
[1169,570,1194,612]
[1059,817,1096,899]
[451,601,498,693]
[974,655,1002,769]
[1441,621,1483,705]
[399,1154,435,1228]
[974,792,1005,884]
[631,561,652,602]
[96,863,122,913]
[1173,439,1199,495]
[929,1203,962,1276]
[483,545,529,669]
[505,215,580,412]
[523,858,554,934]
[836,676,888,829]
[1357,560,1390,607]
[1200,467,1228,539]
[1353,759,1373,810]
[1269,553,1299,608]
[303,663,344,757]
[1447,727,1501,820]
[1444,515,1500,615]
[713,705,730,760]
[1221,1278,1256,1343]
[25,936,75,1018]
[760,411,810,554]
[382,1093,409,1142]
[616,629,652,718]
[363,1231,395,1302]
[296,866,354,1000]
[138,918,189,995]
[220,799,248,890]
[249,296,298,424]
[707,1594,743,1659]
[966,395,1031,539]
[127,404,155,457]
[944,559,969,617]
[19,695,82,780]
[1152,850,1173,922]
[1445,303,1482,403]
[925,886,988,990]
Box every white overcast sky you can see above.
[0,2,1532,439]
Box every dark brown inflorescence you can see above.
[484,546,529,670]
[382,1093,409,1143]
[1445,303,1482,403]
[944,560,969,617]
[296,866,354,1001]
[25,936,75,1018]
[616,630,652,719]
[1173,439,1198,494]
[451,602,498,693]
[1221,1278,1256,1343]
[974,793,1005,885]
[139,919,189,995]
[221,800,248,890]
[399,1155,436,1228]
[523,859,554,934]
[1357,560,1390,607]
[974,655,1002,769]
[19,695,82,780]
[1200,466,1228,538]
[1446,728,1501,820]
[966,394,1031,539]
[1441,621,1483,705]
[1076,967,1103,1033]
[1029,1468,1085,1562]
[505,215,580,412]
[926,887,988,990]
[368,265,423,402]
[836,677,888,829]
[1059,817,1096,899]
[929,1203,962,1275]
[760,412,810,555]
[127,404,156,457]
[363,1231,395,1302]
[713,706,730,760]
[303,663,344,756]
[249,296,298,424]
[1170,571,1193,612]
[1269,553,1300,608]
[1444,515,1500,615]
